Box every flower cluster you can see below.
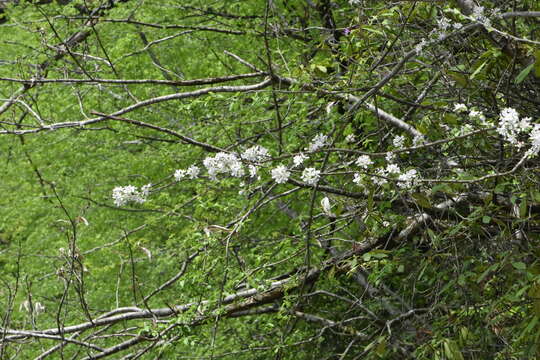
[430,15,463,41]
[372,168,390,186]
[293,153,308,168]
[352,153,420,189]
[397,169,419,189]
[454,103,468,113]
[497,108,531,146]
[271,165,290,184]
[393,135,406,148]
[112,184,151,206]
[301,167,321,185]
[356,155,373,169]
[203,152,244,179]
[308,134,328,152]
[471,5,491,27]
[386,163,401,175]
[468,109,486,122]
[175,165,200,181]
[353,173,362,185]
[241,145,270,163]
[437,17,452,31]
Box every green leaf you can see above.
[470,60,488,80]
[447,71,469,87]
[520,197,528,218]
[443,339,464,360]
[412,192,432,208]
[513,262,527,271]
[482,216,491,224]
[477,263,499,283]
[534,50,540,77]
[515,62,534,84]
[315,65,327,73]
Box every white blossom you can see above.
[397,169,419,189]
[520,117,532,132]
[386,163,401,174]
[393,135,406,148]
[437,17,451,31]
[321,197,335,217]
[174,169,187,181]
[373,169,388,186]
[241,145,270,163]
[248,165,258,178]
[356,155,373,169]
[203,152,244,180]
[453,103,468,113]
[472,5,491,27]
[353,172,362,185]
[293,153,308,168]
[385,152,396,163]
[469,109,485,122]
[186,165,200,179]
[112,185,148,206]
[345,134,356,143]
[527,124,540,157]
[271,165,290,184]
[308,134,328,152]
[472,6,485,19]
[301,167,321,185]
[497,107,530,145]
[229,162,245,177]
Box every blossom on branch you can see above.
[174,169,187,181]
[186,165,200,179]
[497,107,529,145]
[453,103,468,113]
[271,165,290,184]
[241,145,270,163]
[397,169,419,189]
[112,184,150,206]
[356,155,373,169]
[321,197,335,217]
[308,134,328,152]
[469,109,486,122]
[301,167,321,185]
[293,153,308,168]
[393,135,406,148]
[204,152,244,180]
[527,124,540,157]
